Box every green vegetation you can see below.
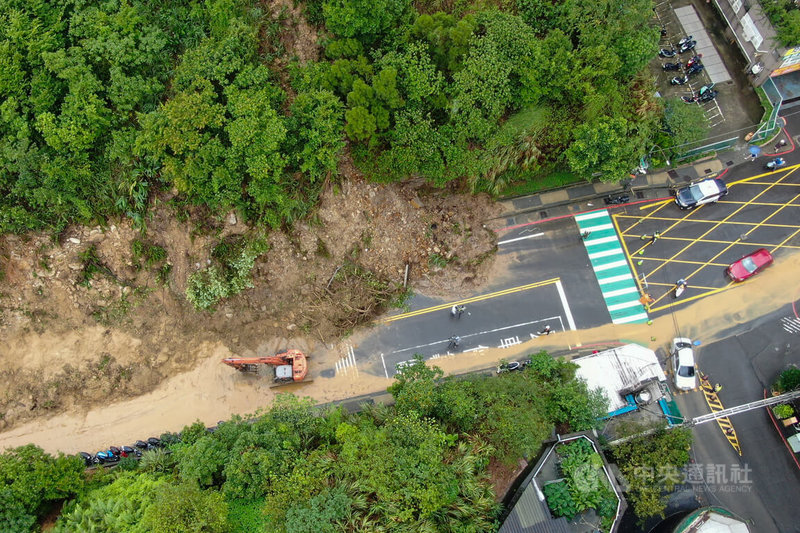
[185,235,269,310]
[2,352,609,531]
[773,403,794,419]
[762,0,800,46]
[777,367,800,392]
[608,426,692,523]
[657,97,710,159]
[0,0,663,239]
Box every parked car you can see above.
[671,337,697,391]
[674,178,728,209]
[726,248,774,282]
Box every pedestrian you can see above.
[725,427,734,436]
[450,305,457,318]
[539,325,552,335]
[448,335,460,350]
[457,305,466,318]
[649,231,661,245]
[714,383,723,393]
[775,139,787,152]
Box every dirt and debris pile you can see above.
[0,177,500,431]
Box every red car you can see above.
[726,248,773,281]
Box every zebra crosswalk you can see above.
[781,316,800,334]
[575,210,649,325]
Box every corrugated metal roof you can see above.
[498,481,571,533]
[574,344,666,412]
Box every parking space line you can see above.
[635,257,728,267]
[770,226,800,254]
[614,213,800,230]
[649,236,800,249]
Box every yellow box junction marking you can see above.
[699,374,741,456]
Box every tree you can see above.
[778,367,800,392]
[661,97,710,155]
[566,116,641,181]
[139,483,229,533]
[287,90,345,182]
[322,0,412,44]
[285,487,352,533]
[0,445,85,527]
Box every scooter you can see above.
[679,40,696,53]
[79,452,95,467]
[674,279,688,298]
[686,55,703,69]
[662,61,682,71]
[604,194,630,205]
[697,87,718,103]
[659,47,677,58]
[670,75,689,85]
[686,63,704,78]
[765,157,786,170]
[678,35,694,46]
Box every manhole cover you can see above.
[726,160,734,166]
[668,170,679,179]
[704,168,712,174]
[539,211,548,219]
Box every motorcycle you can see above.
[147,437,163,448]
[604,194,630,205]
[662,60,682,71]
[686,54,703,69]
[674,279,688,298]
[79,452,95,467]
[677,35,694,47]
[121,445,139,458]
[670,75,689,85]
[659,47,677,58]
[765,157,786,170]
[697,88,718,103]
[686,63,704,78]
[679,40,696,53]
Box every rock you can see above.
[261,306,267,312]
[225,312,233,319]
[433,246,440,253]
[228,212,237,225]
[110,225,117,231]
[68,238,81,244]
[68,263,82,271]
[287,323,297,331]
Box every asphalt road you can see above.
[354,220,613,377]
[339,116,800,529]
[673,303,800,533]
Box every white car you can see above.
[671,337,697,390]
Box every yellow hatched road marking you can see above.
[699,375,741,456]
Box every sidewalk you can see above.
[494,127,794,231]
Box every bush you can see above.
[773,404,794,419]
[778,367,800,392]
[543,481,578,519]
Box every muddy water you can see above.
[2,253,797,454]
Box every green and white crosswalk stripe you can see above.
[575,210,649,325]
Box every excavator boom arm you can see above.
[222,349,308,382]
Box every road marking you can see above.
[380,353,388,378]
[598,273,633,284]
[588,249,624,260]
[575,211,609,221]
[389,316,561,354]
[607,300,643,311]
[584,236,618,246]
[593,259,628,272]
[378,277,560,323]
[698,373,742,456]
[646,172,800,309]
[581,222,614,231]
[602,286,639,298]
[497,232,544,245]
[334,345,359,377]
[782,316,800,333]
[554,280,577,333]
[577,210,648,324]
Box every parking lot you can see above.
[651,0,763,141]
[612,164,800,314]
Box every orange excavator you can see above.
[222,349,311,386]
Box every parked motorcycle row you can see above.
[80,437,165,467]
[659,33,718,105]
